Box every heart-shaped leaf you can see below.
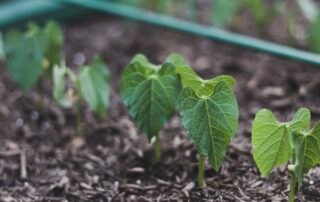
[4,23,47,92]
[120,54,181,139]
[178,81,239,171]
[78,55,110,118]
[176,65,235,97]
[292,122,320,189]
[252,108,311,177]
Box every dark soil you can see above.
[1,15,320,201]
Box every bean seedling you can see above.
[252,108,320,202]
[174,54,239,187]
[3,21,63,92]
[120,54,181,161]
[53,55,110,136]
[2,21,63,114]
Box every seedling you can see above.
[252,108,320,202]
[175,55,239,187]
[3,21,63,92]
[53,55,110,136]
[3,21,63,114]
[120,54,181,161]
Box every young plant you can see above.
[53,55,110,136]
[3,21,63,92]
[174,55,239,187]
[252,108,320,202]
[120,54,181,161]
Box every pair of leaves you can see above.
[53,55,110,118]
[252,108,320,190]
[4,21,63,92]
[121,53,239,171]
[167,53,239,171]
[120,54,181,139]
[178,81,239,171]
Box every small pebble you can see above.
[41,122,50,130]
[73,52,86,65]
[136,179,141,185]
[309,180,314,185]
[114,181,119,189]
[16,118,24,127]
[185,150,191,157]
[31,111,39,121]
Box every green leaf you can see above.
[176,65,236,97]
[308,16,320,53]
[252,108,311,177]
[178,81,239,171]
[212,0,239,28]
[53,63,72,108]
[78,55,110,118]
[4,23,47,92]
[165,53,188,67]
[292,122,320,190]
[120,55,181,139]
[43,21,64,70]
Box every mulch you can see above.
[0,14,320,201]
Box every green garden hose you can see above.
[1,0,320,65]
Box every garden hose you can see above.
[0,0,320,65]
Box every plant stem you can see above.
[75,90,82,136]
[154,133,161,161]
[198,153,205,188]
[289,172,296,202]
[39,77,45,116]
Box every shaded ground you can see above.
[1,15,320,201]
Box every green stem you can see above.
[154,133,161,161]
[75,90,82,136]
[39,77,45,116]
[289,172,296,202]
[197,153,205,188]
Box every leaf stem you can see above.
[289,172,296,202]
[198,153,206,188]
[39,77,45,116]
[75,89,82,136]
[154,133,161,161]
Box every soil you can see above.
[1,14,320,201]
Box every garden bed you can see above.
[0,16,320,201]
